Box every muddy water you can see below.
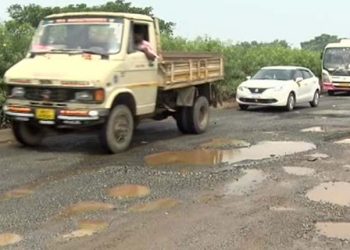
[107,185,150,199]
[145,141,316,167]
[225,169,267,196]
[129,198,179,213]
[0,233,22,247]
[59,201,115,218]
[306,182,350,207]
[2,188,34,199]
[316,222,350,240]
[63,220,108,239]
[283,167,315,176]
[301,127,325,133]
[200,139,250,149]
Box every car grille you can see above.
[24,87,75,102]
[248,88,268,94]
[239,98,277,104]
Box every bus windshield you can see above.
[323,48,350,75]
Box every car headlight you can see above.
[11,87,25,98]
[238,86,245,92]
[75,91,94,102]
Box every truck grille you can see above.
[25,87,75,102]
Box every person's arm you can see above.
[138,41,158,61]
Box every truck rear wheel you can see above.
[188,96,210,134]
[11,121,45,146]
[99,105,134,154]
[175,107,191,134]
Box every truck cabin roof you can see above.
[45,12,154,22]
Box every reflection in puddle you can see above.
[270,207,296,212]
[107,185,150,199]
[0,233,22,247]
[145,141,316,167]
[301,127,325,133]
[335,139,350,144]
[59,201,115,218]
[63,220,108,239]
[225,169,267,196]
[316,222,350,240]
[283,167,315,176]
[200,139,250,149]
[129,198,179,213]
[306,182,350,207]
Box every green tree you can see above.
[7,1,175,35]
[301,34,340,52]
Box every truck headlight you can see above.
[11,87,25,98]
[75,91,94,101]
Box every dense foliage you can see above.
[301,34,340,52]
[0,1,324,127]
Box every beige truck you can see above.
[3,12,224,153]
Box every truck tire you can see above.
[11,121,45,146]
[99,105,134,154]
[175,107,191,134]
[188,96,210,134]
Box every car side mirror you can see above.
[295,77,303,83]
[246,76,251,80]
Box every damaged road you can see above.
[1,95,350,249]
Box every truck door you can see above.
[123,21,158,116]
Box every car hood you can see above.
[5,54,119,87]
[240,80,292,88]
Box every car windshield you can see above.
[323,48,350,76]
[30,18,124,55]
[252,69,293,81]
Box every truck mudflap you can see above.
[3,105,109,127]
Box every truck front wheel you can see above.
[11,121,45,146]
[99,105,134,154]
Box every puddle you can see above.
[316,222,350,240]
[343,165,350,170]
[107,185,151,199]
[0,233,22,247]
[301,127,325,133]
[129,198,179,213]
[335,139,350,144]
[270,207,296,212]
[307,153,329,162]
[145,141,316,167]
[200,139,250,149]
[225,169,267,196]
[2,188,34,199]
[63,220,108,239]
[283,167,315,176]
[59,201,115,218]
[306,182,350,207]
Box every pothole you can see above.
[63,220,108,239]
[225,169,267,196]
[0,233,22,247]
[307,153,330,161]
[59,201,115,218]
[107,185,151,199]
[145,141,316,167]
[335,139,350,144]
[2,188,34,200]
[301,127,325,133]
[306,182,350,207]
[200,139,250,149]
[269,207,296,212]
[316,222,350,240]
[283,167,315,176]
[129,198,179,213]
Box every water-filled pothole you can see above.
[63,220,108,239]
[200,139,250,149]
[59,201,115,218]
[306,182,350,207]
[145,141,316,167]
[129,198,179,213]
[316,222,350,240]
[107,185,151,199]
[301,127,325,133]
[0,233,22,247]
[283,167,315,176]
[225,169,267,196]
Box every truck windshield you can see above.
[31,18,124,55]
[323,48,350,76]
[252,69,293,81]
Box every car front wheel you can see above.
[285,93,295,112]
[310,90,320,107]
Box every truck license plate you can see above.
[35,108,55,120]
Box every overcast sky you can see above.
[1,0,349,46]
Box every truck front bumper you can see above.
[3,104,109,127]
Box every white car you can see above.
[236,66,320,111]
